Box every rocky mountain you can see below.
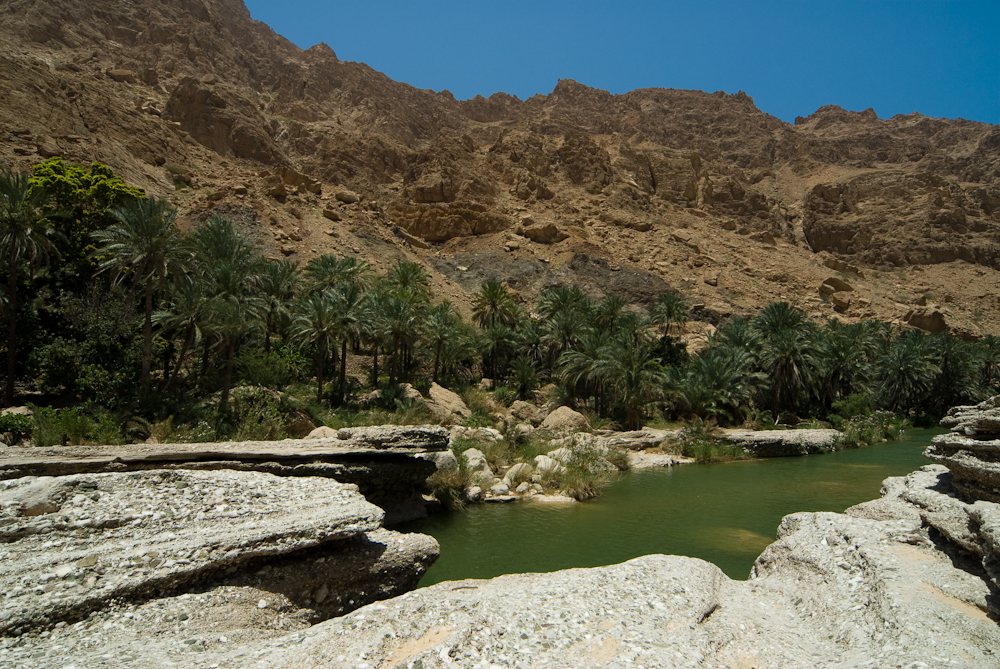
[2,0,999,335]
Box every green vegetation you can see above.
[2,159,998,465]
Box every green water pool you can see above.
[399,428,941,584]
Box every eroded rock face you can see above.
[0,469,438,635]
[925,395,1000,501]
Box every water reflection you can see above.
[401,429,939,584]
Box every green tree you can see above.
[291,292,340,404]
[472,280,521,330]
[92,195,185,397]
[421,300,463,383]
[591,335,668,430]
[752,302,820,415]
[259,259,301,354]
[0,170,56,405]
[876,329,940,413]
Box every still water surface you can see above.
[400,428,941,584]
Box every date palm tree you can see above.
[259,259,301,354]
[876,329,940,413]
[92,195,185,396]
[591,335,668,430]
[291,291,340,404]
[0,170,56,406]
[472,280,520,330]
[421,300,463,383]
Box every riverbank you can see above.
[2,407,995,668]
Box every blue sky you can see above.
[243,1,999,125]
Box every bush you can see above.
[840,410,906,447]
[229,386,287,441]
[235,349,296,389]
[0,413,32,445]
[492,386,517,408]
[427,464,473,510]
[31,406,64,447]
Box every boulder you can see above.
[106,68,135,83]
[0,469,417,634]
[461,448,493,478]
[322,208,341,222]
[720,429,841,457]
[903,306,949,333]
[831,293,851,312]
[925,395,1000,502]
[285,415,316,438]
[426,383,472,424]
[502,462,533,486]
[510,400,544,426]
[413,449,458,471]
[489,482,510,496]
[533,454,565,475]
[822,276,854,292]
[540,406,590,432]
[464,486,482,502]
[335,189,360,204]
[520,222,569,244]
[305,425,338,439]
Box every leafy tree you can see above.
[291,292,340,404]
[591,334,667,430]
[258,259,301,354]
[876,329,940,412]
[92,196,186,396]
[472,280,520,330]
[31,157,145,291]
[421,300,464,383]
[0,169,56,405]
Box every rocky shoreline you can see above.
[2,409,999,667]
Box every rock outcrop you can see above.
[926,395,1000,501]
[0,469,437,637]
[721,428,843,456]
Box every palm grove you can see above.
[2,159,999,445]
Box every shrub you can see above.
[840,410,906,447]
[30,406,64,447]
[0,414,32,445]
[492,386,517,408]
[229,386,287,441]
[427,466,473,510]
[235,349,295,389]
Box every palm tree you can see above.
[977,335,1000,393]
[650,291,689,337]
[0,170,56,406]
[542,308,586,372]
[669,346,764,423]
[594,294,628,336]
[929,333,980,414]
[259,259,301,354]
[331,282,364,406]
[291,291,340,403]
[152,273,208,388]
[385,260,431,304]
[752,302,820,415]
[421,300,463,383]
[92,195,185,396]
[536,285,592,321]
[876,329,940,413]
[591,335,668,430]
[305,254,370,295]
[472,280,520,330]
[185,215,265,411]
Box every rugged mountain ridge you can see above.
[1,0,999,333]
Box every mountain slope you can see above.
[1,0,998,336]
